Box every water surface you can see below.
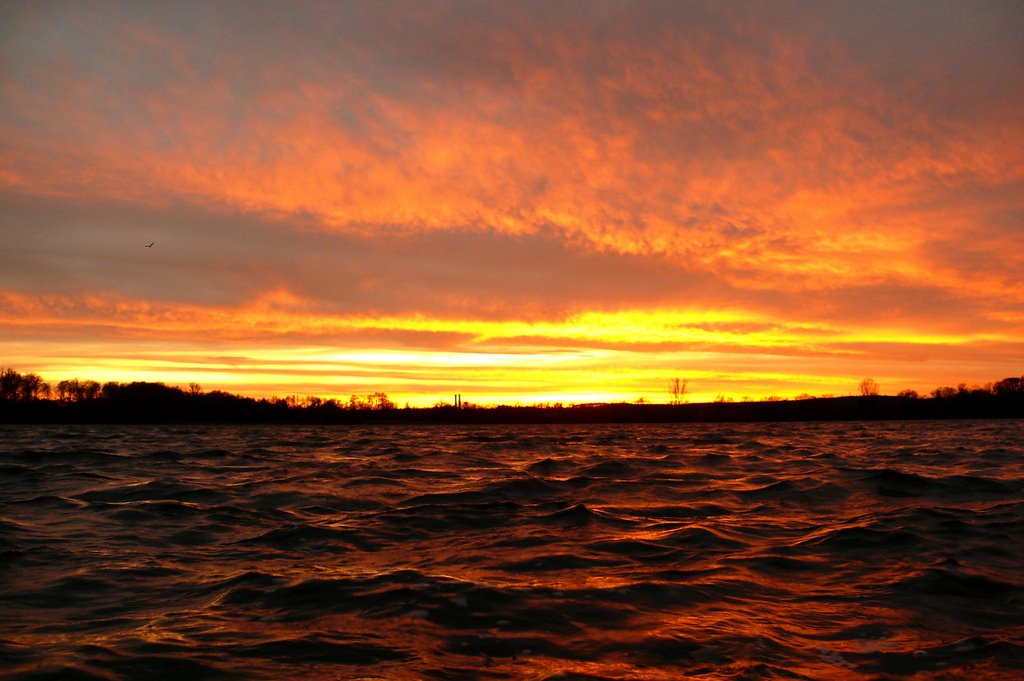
[1,420,1022,679]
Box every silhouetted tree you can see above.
[56,379,77,402]
[669,377,688,404]
[80,380,101,401]
[369,392,396,410]
[17,372,46,400]
[0,368,21,401]
[0,368,48,401]
[859,377,880,396]
[993,376,1023,397]
[50,378,100,402]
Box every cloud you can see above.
[4,3,1020,265]
[1,1,1021,401]
[7,188,1018,346]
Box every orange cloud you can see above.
[1,2,1021,403]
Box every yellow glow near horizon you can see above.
[3,325,1013,408]
[3,283,1019,409]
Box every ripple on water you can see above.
[1,420,1022,679]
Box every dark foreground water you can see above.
[1,421,1022,680]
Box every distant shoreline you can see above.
[3,394,1022,425]
[3,368,1022,425]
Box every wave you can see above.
[2,420,1023,679]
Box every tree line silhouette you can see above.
[1,367,1022,424]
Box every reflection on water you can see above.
[1,420,1022,679]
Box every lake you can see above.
[1,420,1022,679]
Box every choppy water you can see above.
[1,420,1023,680]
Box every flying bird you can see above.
[145,242,154,248]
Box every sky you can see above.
[1,0,1022,406]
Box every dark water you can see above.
[1,421,1022,680]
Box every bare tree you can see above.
[369,392,396,410]
[669,377,688,404]
[859,377,880,396]
[0,368,20,401]
[17,373,45,400]
[56,379,74,402]
[80,381,101,401]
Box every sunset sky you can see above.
[2,1,1022,406]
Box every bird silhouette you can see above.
[145,242,154,248]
